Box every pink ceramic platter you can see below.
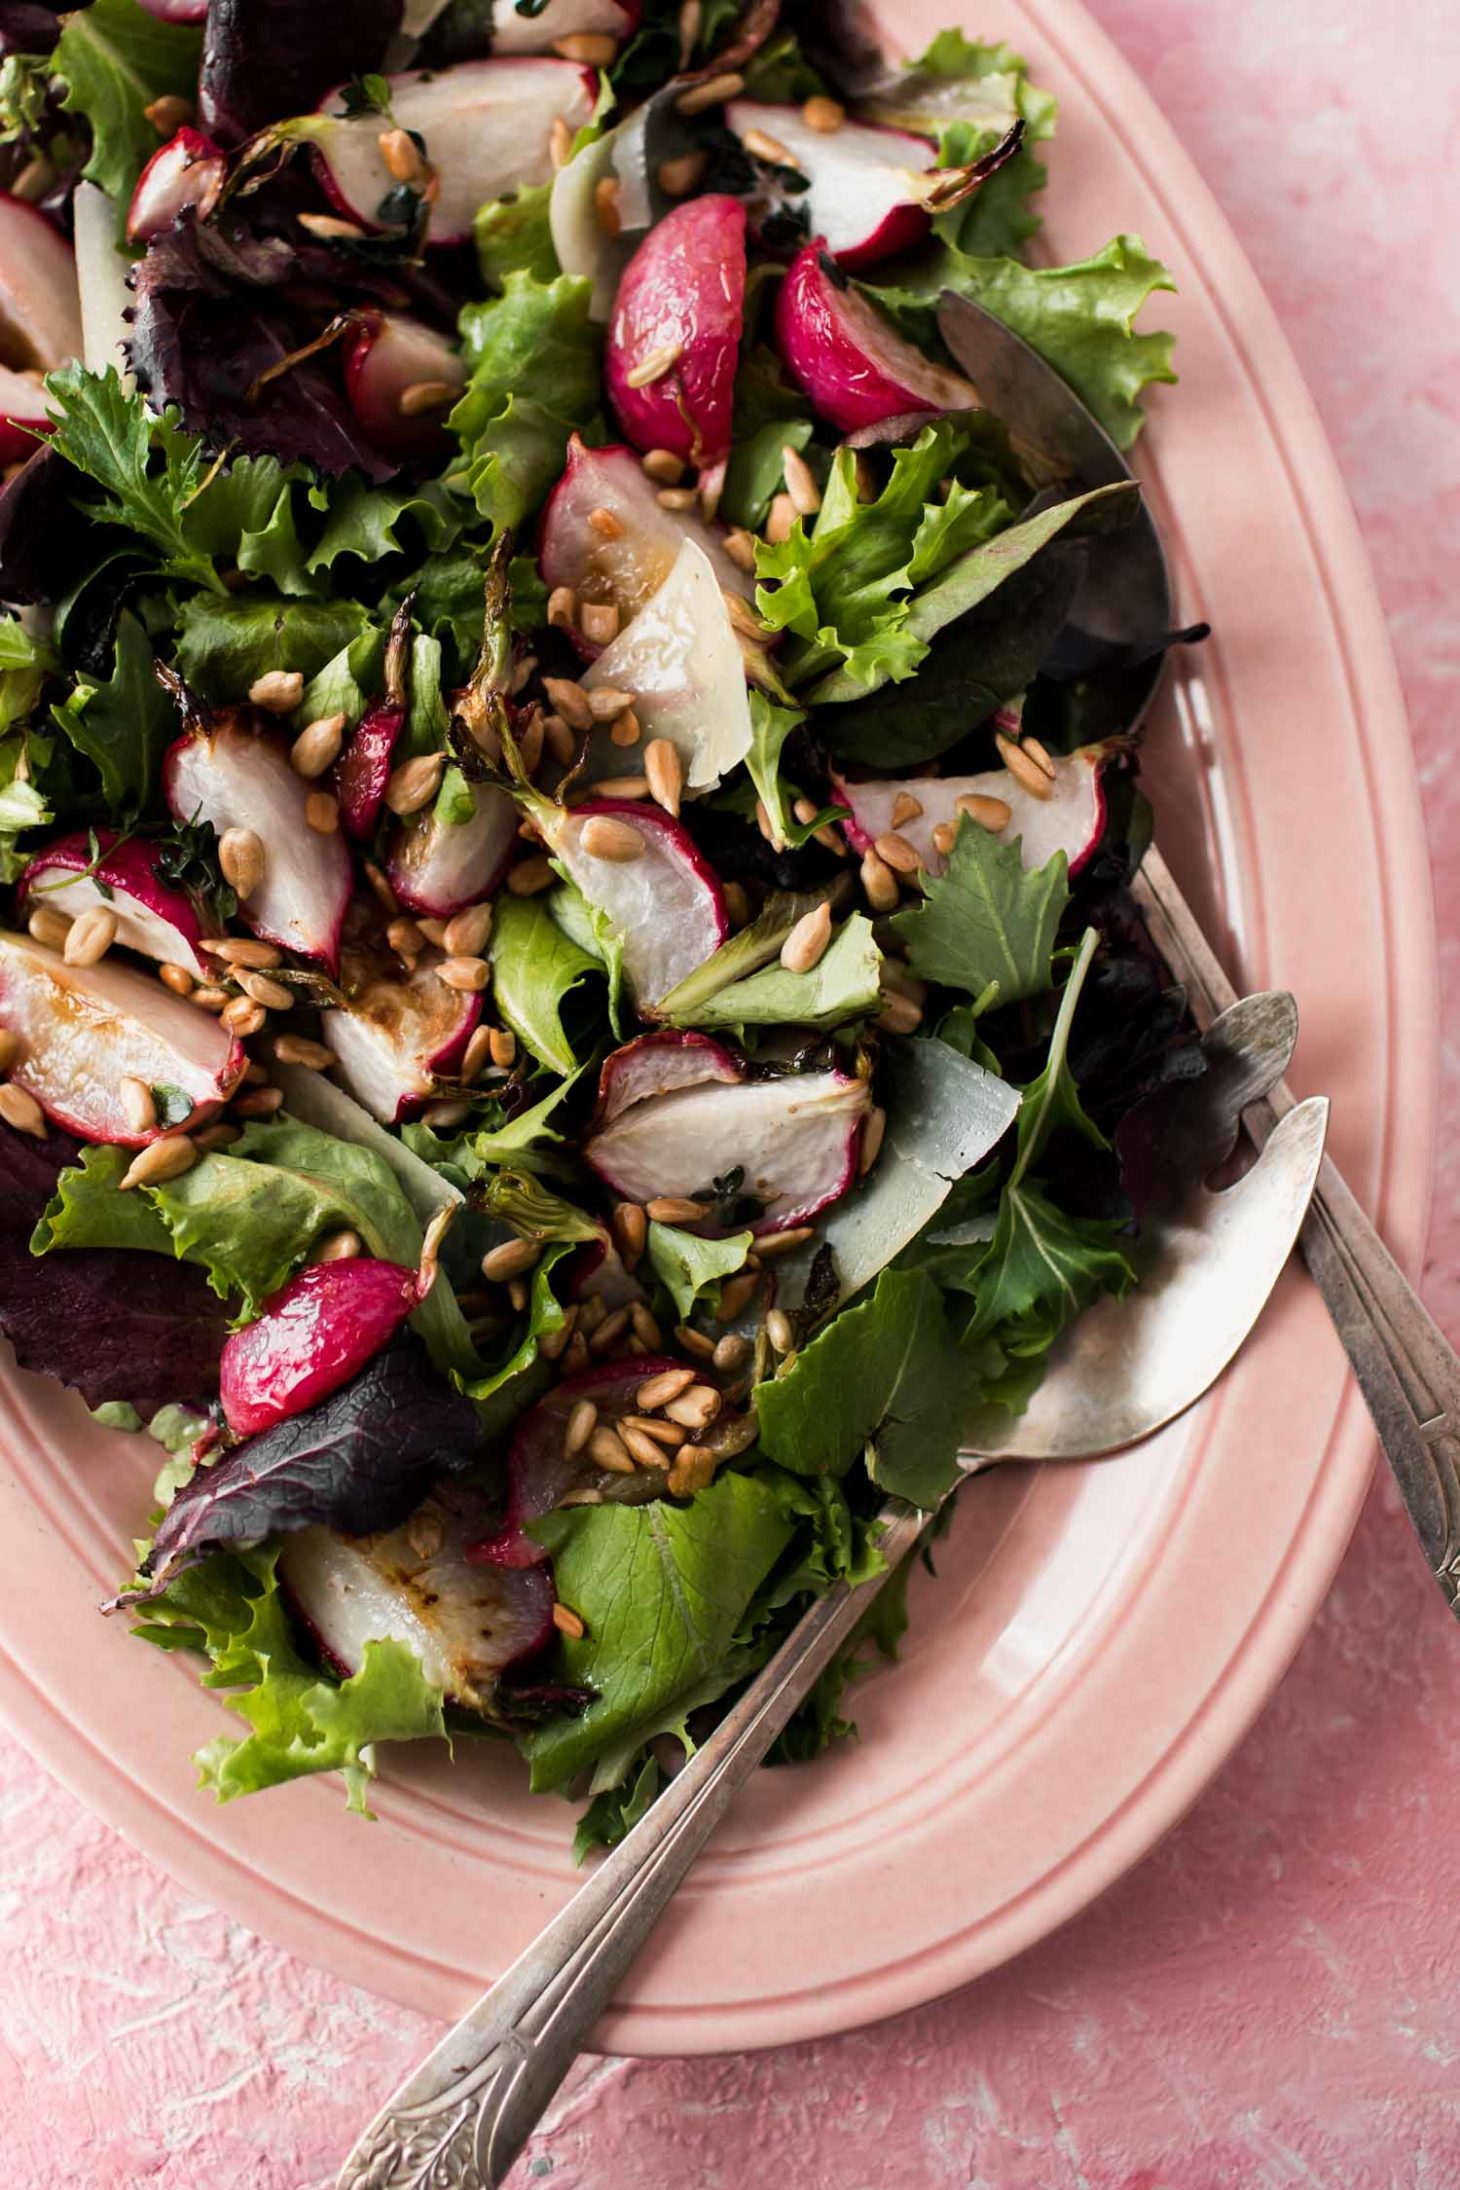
[0,0,1436,2056]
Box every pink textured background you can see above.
[4,4,1459,2184]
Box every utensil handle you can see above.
[335,1501,930,2190]
[1136,847,1460,1607]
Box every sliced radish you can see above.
[582,539,752,794]
[469,1354,681,1568]
[335,599,413,840]
[0,367,53,466]
[775,241,978,435]
[280,1491,556,1708]
[0,197,83,375]
[220,1258,421,1437]
[0,931,245,1146]
[586,1064,870,1234]
[605,195,746,476]
[385,781,519,919]
[342,310,466,464]
[135,0,209,18]
[126,127,227,246]
[546,798,727,1010]
[594,1028,741,1127]
[490,0,637,54]
[311,57,597,249]
[17,831,214,977]
[164,712,353,973]
[325,950,481,1124]
[539,437,752,648]
[566,1226,644,1311]
[833,742,1111,878]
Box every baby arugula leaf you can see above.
[49,607,176,811]
[1008,925,1105,1183]
[892,814,1068,1006]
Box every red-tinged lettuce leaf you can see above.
[132,1334,483,1596]
[199,0,403,144]
[0,1120,229,1415]
[0,445,79,607]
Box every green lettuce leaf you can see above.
[304,473,462,578]
[55,0,203,228]
[474,180,559,286]
[43,364,222,592]
[174,594,372,703]
[891,816,1068,1005]
[488,891,600,1078]
[722,416,816,535]
[178,451,312,596]
[959,1178,1134,1348]
[671,913,882,1034]
[646,1220,755,1320]
[868,30,1058,261]
[450,271,602,529]
[49,608,175,812]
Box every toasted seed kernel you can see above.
[578,1293,607,1335]
[780,899,832,975]
[248,669,304,713]
[158,962,195,997]
[0,1029,17,1072]
[549,115,573,169]
[755,1226,815,1260]
[722,880,750,929]
[119,1133,197,1191]
[931,820,956,859]
[26,905,71,950]
[443,902,493,958]
[623,341,682,390]
[218,826,265,900]
[203,936,282,968]
[636,1365,696,1411]
[994,730,1055,801]
[552,1600,587,1638]
[386,916,423,962]
[593,773,650,801]
[237,969,293,1011]
[622,1414,686,1449]
[542,712,576,767]
[315,1227,363,1263]
[565,1397,599,1457]
[539,1304,579,1361]
[0,1081,44,1136]
[654,485,698,511]
[377,125,423,182]
[547,584,578,630]
[506,854,556,895]
[642,447,685,484]
[63,906,117,966]
[362,858,399,916]
[232,1084,284,1118]
[563,1332,590,1375]
[1020,732,1058,780]
[668,1446,716,1496]
[398,377,461,418]
[711,1331,749,1373]
[802,94,846,132]
[11,154,55,203]
[191,1122,240,1155]
[190,984,230,1013]
[630,1300,663,1350]
[859,1104,886,1176]
[615,1420,668,1469]
[657,149,709,196]
[487,1026,516,1069]
[742,123,799,167]
[588,1304,631,1356]
[587,1425,636,1474]
[143,90,192,134]
[303,789,339,835]
[723,527,757,573]
[645,1195,706,1225]
[954,792,1013,832]
[385,751,445,816]
[273,1033,335,1070]
[609,707,642,748]
[716,1270,759,1322]
[860,849,900,913]
[663,1381,722,1430]
[890,790,925,831]
[416,917,448,946]
[763,491,797,545]
[874,830,924,875]
[558,1486,604,1507]
[436,954,491,993]
[579,599,620,646]
[221,997,266,1037]
[676,1323,716,1360]
[765,1308,796,1355]
[592,171,622,235]
[579,815,645,862]
[481,1235,541,1283]
[587,504,627,540]
[543,675,593,730]
[611,1200,647,1267]
[243,1061,268,1085]
[642,737,684,819]
[459,1025,493,1084]
[298,211,366,241]
[876,988,924,1035]
[585,684,634,723]
[675,69,744,114]
[554,28,617,62]
[782,442,821,516]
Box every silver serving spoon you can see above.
[336,998,1327,2190]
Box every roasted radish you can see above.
[0,931,245,1145]
[325,948,482,1124]
[605,195,747,479]
[593,1028,741,1126]
[220,1257,425,1437]
[833,742,1112,878]
[335,599,414,840]
[490,0,638,53]
[581,539,752,793]
[17,832,215,977]
[126,127,227,245]
[586,1061,871,1233]
[543,799,728,1010]
[775,241,979,434]
[0,196,83,378]
[342,311,466,463]
[385,782,520,919]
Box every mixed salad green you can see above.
[0,0,1196,1850]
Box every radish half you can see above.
[547,798,728,1010]
[135,0,208,19]
[775,241,979,434]
[342,311,466,464]
[581,538,752,793]
[0,197,83,376]
[335,598,413,841]
[833,742,1112,878]
[594,1028,741,1127]
[0,368,54,466]
[490,0,638,54]
[280,1491,556,1707]
[539,436,752,646]
[311,57,597,248]
[325,951,482,1124]
[586,1063,871,1233]
[164,713,353,973]
[126,127,227,245]
[0,931,245,1145]
[605,195,747,476]
[220,1258,422,1437]
[17,831,214,977]
[385,781,520,919]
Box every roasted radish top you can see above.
[0,0,1193,1843]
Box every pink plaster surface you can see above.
[3,4,1458,2184]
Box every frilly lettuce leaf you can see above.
[474,179,559,287]
[55,0,203,231]
[450,272,602,530]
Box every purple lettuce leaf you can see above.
[199,0,403,145]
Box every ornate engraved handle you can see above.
[336,1501,932,2190]
[1136,844,1460,1610]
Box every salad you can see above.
[0,0,1195,1850]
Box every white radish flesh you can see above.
[550,800,727,1010]
[834,743,1110,878]
[0,197,83,373]
[594,1028,741,1126]
[18,833,212,977]
[539,437,752,637]
[490,0,635,54]
[325,958,481,1125]
[385,782,520,918]
[727,100,937,268]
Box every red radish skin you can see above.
[549,798,728,1010]
[832,742,1112,878]
[325,953,482,1124]
[342,311,466,463]
[775,241,979,435]
[468,1354,684,1568]
[18,831,213,976]
[126,127,226,245]
[134,0,208,18]
[219,1259,420,1437]
[728,101,937,270]
[0,196,83,373]
[594,1028,741,1127]
[605,196,747,473]
[0,367,53,465]
[385,784,520,919]
[335,598,413,840]
[490,0,638,53]
[0,931,245,1145]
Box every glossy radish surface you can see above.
[280,1491,556,1706]
[325,952,481,1124]
[728,100,938,269]
[220,1259,420,1437]
[342,311,465,464]
[0,367,53,465]
[126,127,226,245]
[548,799,727,1010]
[313,58,597,247]
[0,931,245,1145]
[18,831,213,976]
[594,1028,741,1126]
[469,1354,682,1568]
[833,742,1111,877]
[582,539,752,793]
[605,195,746,473]
[775,241,978,434]
[0,196,83,373]
[134,0,208,18]
[586,1066,871,1233]
[165,715,353,972]
[490,0,637,53]
[385,781,520,919]
[539,437,752,641]
[335,597,413,840]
